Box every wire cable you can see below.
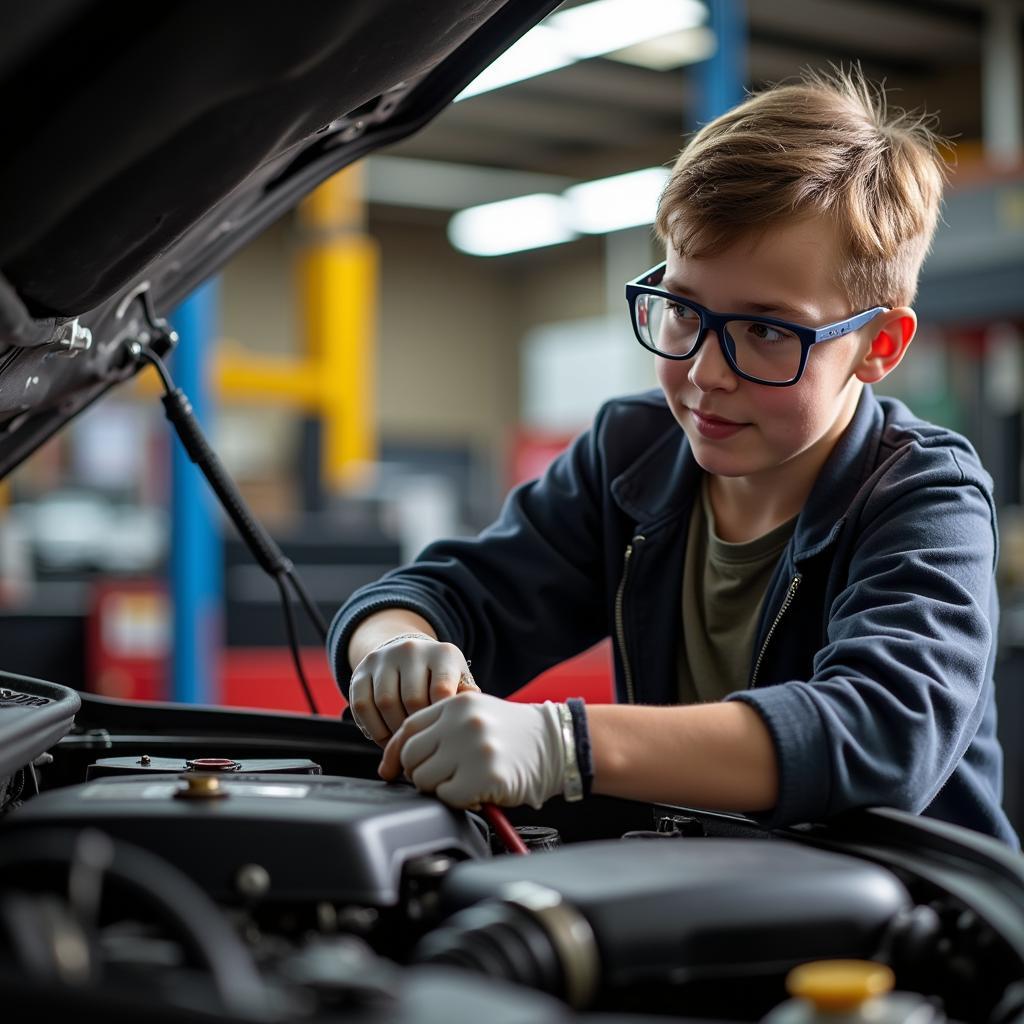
[283,566,329,641]
[274,570,318,714]
[137,343,175,392]
[481,804,529,855]
[132,342,321,713]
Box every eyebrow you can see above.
[662,278,812,321]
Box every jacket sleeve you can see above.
[726,450,999,828]
[327,406,612,699]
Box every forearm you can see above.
[587,702,779,812]
[347,608,437,670]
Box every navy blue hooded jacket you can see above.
[329,386,1019,849]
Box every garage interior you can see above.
[0,0,1022,836]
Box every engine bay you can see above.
[2,673,1023,1024]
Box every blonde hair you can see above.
[655,66,949,310]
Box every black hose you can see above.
[133,343,326,711]
[0,829,271,1019]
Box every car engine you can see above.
[1,674,1022,1024]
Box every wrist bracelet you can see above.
[566,698,593,798]
[370,631,432,654]
[556,703,584,803]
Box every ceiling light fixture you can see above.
[457,0,708,100]
[549,0,707,59]
[447,193,578,256]
[448,166,670,256]
[609,26,717,71]
[565,166,671,235]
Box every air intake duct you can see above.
[414,880,599,1008]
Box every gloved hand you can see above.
[349,633,479,747]
[378,692,567,809]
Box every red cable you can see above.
[481,803,529,855]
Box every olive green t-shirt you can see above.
[677,477,798,704]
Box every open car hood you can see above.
[0,0,559,477]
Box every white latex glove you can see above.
[378,692,567,809]
[349,634,479,746]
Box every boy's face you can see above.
[655,215,874,484]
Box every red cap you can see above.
[185,758,240,772]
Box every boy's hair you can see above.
[655,66,949,310]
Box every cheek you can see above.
[750,383,820,442]
[655,358,684,393]
[655,359,694,416]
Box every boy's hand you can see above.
[348,634,478,746]
[378,692,565,810]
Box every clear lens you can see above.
[724,320,802,383]
[633,294,700,357]
[631,294,802,383]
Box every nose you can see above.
[687,330,738,392]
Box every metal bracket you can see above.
[54,318,92,354]
[114,281,179,351]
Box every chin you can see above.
[672,402,769,477]
[691,452,757,477]
[683,432,758,477]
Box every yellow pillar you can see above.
[188,162,379,496]
[298,164,379,491]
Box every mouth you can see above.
[686,407,749,440]
[690,408,744,426]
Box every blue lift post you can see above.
[694,0,747,125]
[169,279,223,705]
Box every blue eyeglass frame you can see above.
[624,261,889,387]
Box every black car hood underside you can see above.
[0,0,558,475]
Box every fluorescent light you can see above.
[549,0,707,60]
[565,167,671,234]
[448,193,577,256]
[448,166,671,255]
[608,26,717,70]
[458,25,574,101]
[457,0,708,100]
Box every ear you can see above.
[853,307,917,385]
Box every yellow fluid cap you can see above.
[787,960,895,1012]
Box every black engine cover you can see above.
[4,773,487,906]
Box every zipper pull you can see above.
[615,535,645,704]
[750,573,802,689]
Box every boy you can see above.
[328,68,1019,849]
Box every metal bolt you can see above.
[56,318,92,352]
[0,689,14,699]
[236,864,271,900]
[404,853,454,880]
[139,754,151,766]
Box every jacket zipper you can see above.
[614,535,645,704]
[750,573,802,689]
